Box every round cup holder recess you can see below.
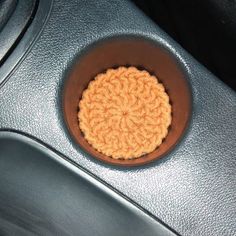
[63,36,191,166]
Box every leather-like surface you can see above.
[0,0,235,235]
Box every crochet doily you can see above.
[78,67,171,159]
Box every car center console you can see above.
[0,1,235,235]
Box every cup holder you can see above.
[63,36,191,166]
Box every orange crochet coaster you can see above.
[78,67,171,160]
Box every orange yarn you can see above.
[78,67,171,159]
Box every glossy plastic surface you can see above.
[0,132,177,236]
[0,0,37,65]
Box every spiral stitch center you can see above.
[78,66,171,160]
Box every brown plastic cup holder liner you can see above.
[63,37,191,166]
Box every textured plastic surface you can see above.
[0,0,235,235]
[0,132,177,236]
[133,0,236,91]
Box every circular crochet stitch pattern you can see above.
[78,67,171,160]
